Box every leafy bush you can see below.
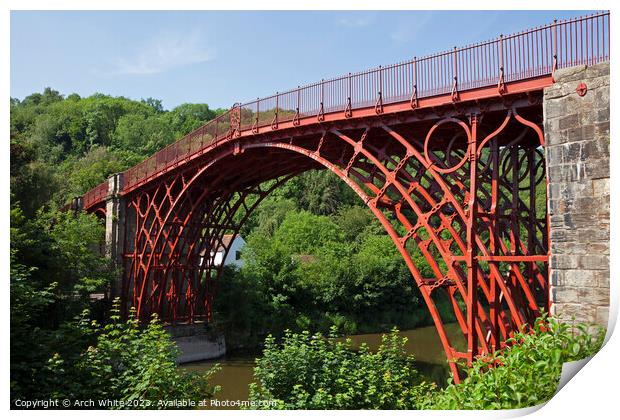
[10,205,116,400]
[248,317,604,410]
[249,328,434,409]
[43,302,220,409]
[11,206,113,304]
[429,316,605,409]
[10,201,219,408]
[10,251,60,400]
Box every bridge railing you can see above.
[121,110,233,192]
[82,11,609,205]
[83,181,109,210]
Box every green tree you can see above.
[240,197,298,238]
[333,205,382,242]
[58,146,128,198]
[11,206,113,319]
[166,103,216,136]
[141,97,164,113]
[10,141,59,216]
[272,211,343,255]
[41,87,64,105]
[112,113,175,155]
[274,170,359,215]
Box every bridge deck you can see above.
[82,12,609,210]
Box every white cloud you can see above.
[337,16,372,28]
[108,29,215,76]
[389,12,433,43]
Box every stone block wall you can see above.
[105,173,125,298]
[543,62,610,326]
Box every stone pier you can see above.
[105,173,125,298]
[166,324,227,364]
[543,62,610,326]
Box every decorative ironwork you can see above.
[78,12,610,383]
[101,105,549,383]
[576,82,588,97]
[81,12,608,203]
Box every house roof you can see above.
[217,234,236,252]
[198,234,242,255]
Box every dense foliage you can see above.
[430,316,605,409]
[214,205,458,348]
[10,88,224,215]
[45,303,219,408]
[249,317,605,410]
[10,206,113,400]
[249,328,435,409]
[10,204,219,407]
[10,89,226,406]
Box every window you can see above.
[235,250,242,260]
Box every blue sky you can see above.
[11,10,594,110]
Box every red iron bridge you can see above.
[80,13,609,381]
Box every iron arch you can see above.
[119,109,548,382]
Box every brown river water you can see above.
[181,323,464,408]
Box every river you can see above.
[182,323,464,407]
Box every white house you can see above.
[199,234,246,268]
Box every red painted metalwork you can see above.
[83,181,108,210]
[101,102,550,382]
[576,82,588,97]
[80,12,609,382]
[81,12,609,207]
